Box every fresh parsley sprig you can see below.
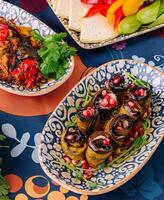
[31,31,76,80]
[31,30,44,43]
[124,71,149,88]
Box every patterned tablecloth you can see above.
[0,1,164,200]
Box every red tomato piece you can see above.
[0,23,8,41]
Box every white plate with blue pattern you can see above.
[39,59,164,195]
[0,0,74,96]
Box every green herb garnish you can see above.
[0,176,10,200]
[0,134,9,199]
[76,169,83,180]
[87,181,97,190]
[31,31,76,80]
[67,116,77,128]
[31,30,44,43]
[75,85,92,111]
[97,162,106,170]
[124,71,149,88]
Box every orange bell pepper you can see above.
[123,0,145,17]
[107,0,124,25]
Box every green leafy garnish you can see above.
[133,136,147,149]
[31,30,44,43]
[142,118,150,132]
[0,177,10,198]
[87,181,97,190]
[38,33,76,80]
[124,71,149,88]
[75,85,92,111]
[31,31,76,80]
[0,134,6,141]
[76,169,83,180]
[67,116,77,128]
[82,86,92,107]
[0,134,10,199]
[97,162,106,170]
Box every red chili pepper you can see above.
[114,6,124,30]
[0,23,8,41]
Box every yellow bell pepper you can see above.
[107,0,124,25]
[123,0,145,17]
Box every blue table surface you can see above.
[0,1,164,200]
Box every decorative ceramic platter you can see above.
[0,0,74,96]
[39,59,164,195]
[47,0,164,49]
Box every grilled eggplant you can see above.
[86,131,113,168]
[76,106,100,135]
[105,114,133,147]
[90,89,118,123]
[105,73,127,94]
[119,98,143,121]
[129,85,150,106]
[61,126,87,160]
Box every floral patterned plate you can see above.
[0,0,74,96]
[39,59,164,195]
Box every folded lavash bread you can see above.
[80,14,119,43]
[51,0,59,10]
[56,0,70,19]
[68,0,91,32]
